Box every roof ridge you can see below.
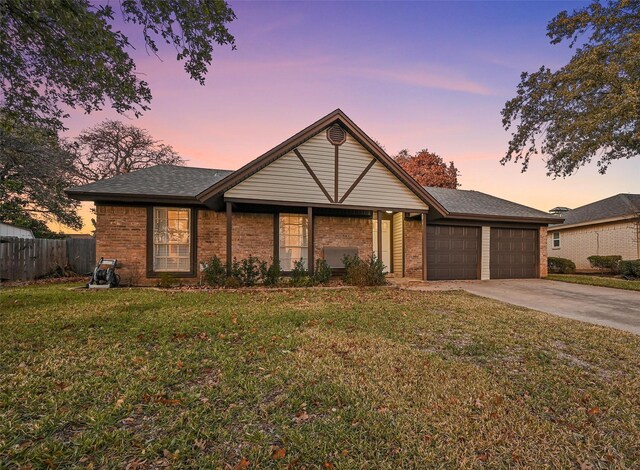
[619,193,640,213]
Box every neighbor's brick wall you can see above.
[404,218,423,278]
[314,216,373,263]
[539,226,548,278]
[232,213,274,261]
[95,205,149,285]
[547,219,640,271]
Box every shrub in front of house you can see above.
[201,255,331,288]
[587,255,622,273]
[313,258,332,284]
[619,260,640,279]
[263,258,283,287]
[238,255,264,287]
[290,259,314,287]
[202,256,227,287]
[548,257,576,274]
[342,253,387,286]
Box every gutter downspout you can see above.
[636,215,640,260]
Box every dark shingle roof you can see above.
[67,164,562,223]
[424,186,560,221]
[66,165,233,199]
[557,194,640,226]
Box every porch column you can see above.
[273,213,279,263]
[226,201,232,273]
[422,213,427,281]
[377,210,383,261]
[308,206,314,275]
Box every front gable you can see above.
[222,115,429,211]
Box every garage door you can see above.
[427,225,480,280]
[490,228,538,279]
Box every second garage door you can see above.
[427,225,480,280]
[490,228,538,279]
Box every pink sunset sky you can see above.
[58,1,639,233]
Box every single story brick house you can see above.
[66,109,560,285]
[548,194,640,271]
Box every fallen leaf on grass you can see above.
[54,381,69,391]
[172,332,189,341]
[233,458,250,470]
[587,407,601,415]
[293,410,310,423]
[125,459,147,470]
[143,394,181,406]
[196,331,210,341]
[271,446,286,460]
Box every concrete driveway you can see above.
[406,279,640,335]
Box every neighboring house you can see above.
[66,109,559,285]
[0,222,35,239]
[547,194,640,270]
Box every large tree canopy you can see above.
[74,120,185,182]
[502,0,640,176]
[0,0,236,130]
[395,149,460,189]
[0,118,81,237]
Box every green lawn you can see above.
[548,274,640,292]
[1,285,639,468]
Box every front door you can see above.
[373,219,392,273]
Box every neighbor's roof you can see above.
[555,193,640,227]
[66,165,234,201]
[424,186,562,222]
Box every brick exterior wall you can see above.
[198,210,226,265]
[95,205,429,285]
[314,216,373,263]
[547,219,640,271]
[539,226,548,278]
[95,205,149,285]
[404,218,423,278]
[96,207,278,285]
[232,213,274,262]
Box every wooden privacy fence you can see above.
[0,237,96,282]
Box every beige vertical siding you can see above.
[225,149,331,204]
[338,135,426,209]
[296,132,335,197]
[481,226,490,280]
[547,219,640,270]
[225,129,428,211]
[393,212,404,275]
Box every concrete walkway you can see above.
[400,278,640,335]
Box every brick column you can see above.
[539,226,548,278]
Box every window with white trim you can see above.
[153,207,191,272]
[279,214,308,271]
[552,231,560,249]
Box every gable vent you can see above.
[327,124,347,145]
